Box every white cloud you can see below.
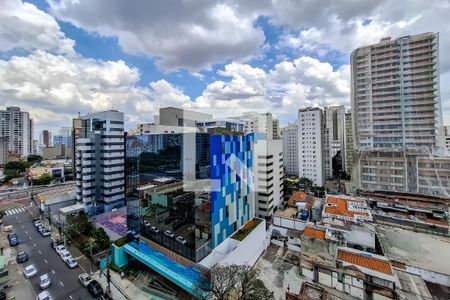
[47,0,265,72]
[0,0,74,54]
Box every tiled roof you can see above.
[337,249,393,275]
[324,197,369,218]
[288,191,316,209]
[303,227,326,240]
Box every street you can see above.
[2,207,94,299]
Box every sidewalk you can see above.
[92,269,165,300]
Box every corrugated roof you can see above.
[337,249,393,275]
[303,227,326,240]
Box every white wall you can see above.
[406,265,450,287]
[273,216,306,231]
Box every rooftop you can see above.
[288,191,316,209]
[337,247,393,276]
[377,225,450,275]
[303,227,326,241]
[323,195,372,222]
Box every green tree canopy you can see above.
[35,173,53,185]
[27,155,43,164]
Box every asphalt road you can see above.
[3,208,94,300]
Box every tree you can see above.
[35,173,53,185]
[27,155,43,164]
[92,227,110,251]
[298,177,314,189]
[199,264,274,300]
[5,161,30,173]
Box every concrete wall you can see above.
[273,216,306,231]
[406,265,450,287]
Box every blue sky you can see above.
[0,0,449,134]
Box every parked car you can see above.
[176,236,187,245]
[37,225,44,233]
[55,245,66,255]
[142,220,150,227]
[39,273,51,289]
[34,221,43,229]
[60,250,71,262]
[66,256,78,269]
[164,230,174,238]
[36,291,52,300]
[40,228,51,237]
[8,233,18,246]
[24,264,37,278]
[50,239,62,250]
[149,226,159,233]
[99,293,113,300]
[87,280,104,298]
[0,291,6,300]
[3,225,13,232]
[78,273,92,287]
[16,251,29,263]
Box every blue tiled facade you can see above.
[210,134,255,247]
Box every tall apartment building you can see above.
[281,123,299,176]
[158,107,212,127]
[41,130,51,147]
[232,112,277,139]
[445,125,450,150]
[0,137,8,166]
[71,118,82,179]
[53,126,72,148]
[344,112,355,176]
[298,107,324,187]
[253,137,284,220]
[323,106,346,179]
[75,110,125,214]
[272,119,280,139]
[351,33,447,196]
[351,32,442,150]
[0,106,33,158]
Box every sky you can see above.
[0,0,449,135]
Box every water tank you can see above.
[300,211,309,221]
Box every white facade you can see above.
[232,112,275,139]
[324,105,346,178]
[158,107,212,127]
[281,123,298,176]
[196,119,244,133]
[75,110,125,213]
[253,138,284,219]
[0,106,33,157]
[298,107,324,187]
[131,123,197,135]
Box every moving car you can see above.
[36,291,52,300]
[176,236,186,245]
[39,274,51,289]
[55,244,66,255]
[78,273,92,287]
[8,233,18,246]
[16,251,29,263]
[60,250,71,262]
[24,264,37,278]
[66,256,78,269]
[87,280,104,298]
[164,230,174,238]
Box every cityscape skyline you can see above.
[1,0,450,135]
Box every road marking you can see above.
[21,225,24,229]
[44,259,47,263]
[59,281,64,287]
[51,269,55,274]
[69,296,73,299]
[38,250,41,255]
[33,243,36,247]
[5,210,10,215]
[29,237,31,240]
[25,230,28,234]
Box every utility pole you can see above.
[88,237,95,275]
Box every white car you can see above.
[66,256,78,269]
[60,250,71,262]
[176,236,187,245]
[40,228,51,237]
[55,244,66,255]
[164,230,174,238]
[36,291,52,300]
[24,264,37,278]
[142,220,151,227]
[39,273,51,289]
[150,226,159,233]
[78,273,92,287]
